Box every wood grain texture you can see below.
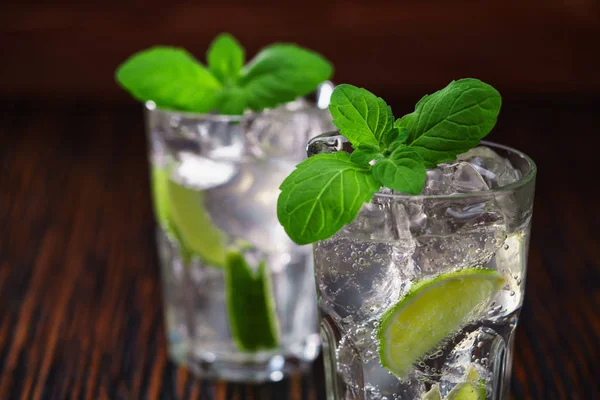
[0,96,599,399]
[1,0,599,102]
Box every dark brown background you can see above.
[1,1,599,399]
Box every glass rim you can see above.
[144,101,248,122]
[373,140,537,201]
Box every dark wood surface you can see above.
[1,96,599,399]
[1,0,600,102]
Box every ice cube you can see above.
[151,111,246,161]
[458,146,522,188]
[422,162,489,195]
[408,159,508,274]
[173,152,238,190]
[246,102,335,161]
[204,158,297,253]
[314,237,409,325]
[440,327,505,397]
[408,196,507,274]
[306,131,354,157]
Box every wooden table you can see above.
[1,97,598,399]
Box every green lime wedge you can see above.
[167,178,227,267]
[377,268,505,378]
[150,165,226,267]
[447,365,486,400]
[422,385,442,400]
[224,251,280,351]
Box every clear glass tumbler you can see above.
[146,91,335,382]
[313,140,536,399]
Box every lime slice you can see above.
[377,268,505,378]
[224,251,280,351]
[447,365,486,400]
[422,385,442,400]
[150,166,226,267]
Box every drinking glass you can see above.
[147,88,335,382]
[313,139,536,399]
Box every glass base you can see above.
[169,349,313,383]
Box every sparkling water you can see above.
[148,97,335,382]
[312,138,536,399]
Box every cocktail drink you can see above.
[115,34,335,381]
[313,138,535,399]
[277,80,536,399]
[148,98,334,381]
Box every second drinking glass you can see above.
[148,90,335,382]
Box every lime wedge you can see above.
[447,365,486,400]
[224,251,280,351]
[422,385,442,400]
[377,268,505,378]
[150,165,226,267]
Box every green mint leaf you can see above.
[371,145,426,195]
[382,126,400,147]
[116,47,222,112]
[350,148,383,166]
[207,33,245,85]
[216,87,247,115]
[239,44,333,111]
[394,114,414,132]
[396,126,410,143]
[277,152,380,245]
[402,78,501,168]
[329,84,394,148]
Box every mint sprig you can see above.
[116,33,333,115]
[277,79,502,244]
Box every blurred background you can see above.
[1,1,599,399]
[2,0,600,102]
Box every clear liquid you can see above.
[316,229,529,399]
[155,157,320,382]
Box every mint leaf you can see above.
[216,87,247,115]
[403,78,501,168]
[239,44,333,111]
[329,84,394,148]
[277,152,380,245]
[116,47,222,112]
[207,33,245,85]
[371,145,426,194]
[382,126,400,147]
[350,148,383,166]
[396,126,410,143]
